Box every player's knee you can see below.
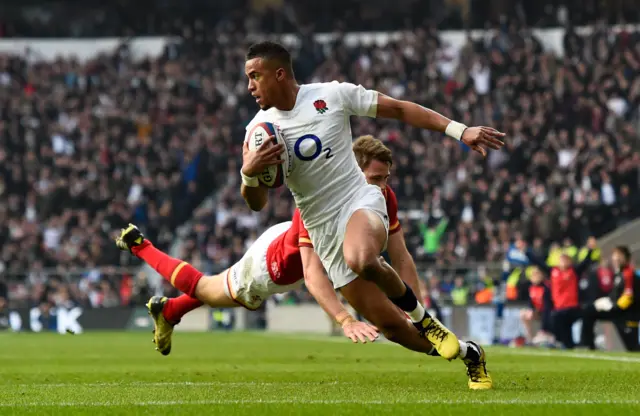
[344,252,380,281]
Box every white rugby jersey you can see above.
[246,81,379,228]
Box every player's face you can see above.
[559,255,572,270]
[531,268,543,284]
[612,250,626,269]
[363,159,391,191]
[245,58,283,110]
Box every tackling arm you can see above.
[387,230,423,303]
[300,246,352,323]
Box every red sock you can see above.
[132,241,203,297]
[163,295,204,324]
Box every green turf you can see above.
[0,331,638,415]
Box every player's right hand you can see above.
[241,135,284,177]
[461,126,505,158]
[342,319,379,343]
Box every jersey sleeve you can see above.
[333,81,378,118]
[293,208,313,248]
[617,268,635,310]
[385,186,401,235]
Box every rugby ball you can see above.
[246,122,292,188]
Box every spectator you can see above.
[451,275,469,306]
[580,246,640,351]
[419,216,449,262]
[519,238,598,349]
[518,266,553,345]
[131,272,154,306]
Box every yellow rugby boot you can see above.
[147,296,174,356]
[464,341,492,390]
[115,223,145,252]
[414,316,460,360]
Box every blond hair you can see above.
[352,135,393,170]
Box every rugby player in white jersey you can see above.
[240,42,503,386]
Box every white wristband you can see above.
[445,121,467,141]
[241,170,259,187]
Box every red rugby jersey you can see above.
[384,185,401,235]
[265,210,305,286]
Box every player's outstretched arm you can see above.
[301,247,379,343]
[376,94,506,157]
[240,138,283,211]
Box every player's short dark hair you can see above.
[353,135,393,170]
[246,41,294,77]
[614,246,631,261]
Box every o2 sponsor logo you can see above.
[294,135,333,161]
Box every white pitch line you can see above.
[497,348,640,364]
[1,398,639,407]
[264,333,640,364]
[7,381,346,388]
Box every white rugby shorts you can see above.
[224,221,302,310]
[306,184,389,289]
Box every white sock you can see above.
[458,340,468,359]
[407,303,426,322]
[459,341,480,360]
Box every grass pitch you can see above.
[0,331,639,415]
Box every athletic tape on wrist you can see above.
[335,311,353,326]
[241,170,259,187]
[445,121,467,141]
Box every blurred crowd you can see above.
[1,1,640,311]
[1,0,639,36]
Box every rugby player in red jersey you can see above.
[117,214,489,389]
[351,135,422,300]
[115,216,378,354]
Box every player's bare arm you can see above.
[240,137,284,211]
[387,230,423,303]
[300,246,379,343]
[376,94,506,157]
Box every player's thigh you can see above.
[340,277,407,331]
[194,272,238,308]
[342,184,389,266]
[343,209,387,267]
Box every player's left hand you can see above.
[342,319,379,343]
[461,126,506,157]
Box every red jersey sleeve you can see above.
[617,266,635,310]
[622,267,635,297]
[293,208,313,248]
[385,186,401,235]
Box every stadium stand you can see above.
[1,1,639,309]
